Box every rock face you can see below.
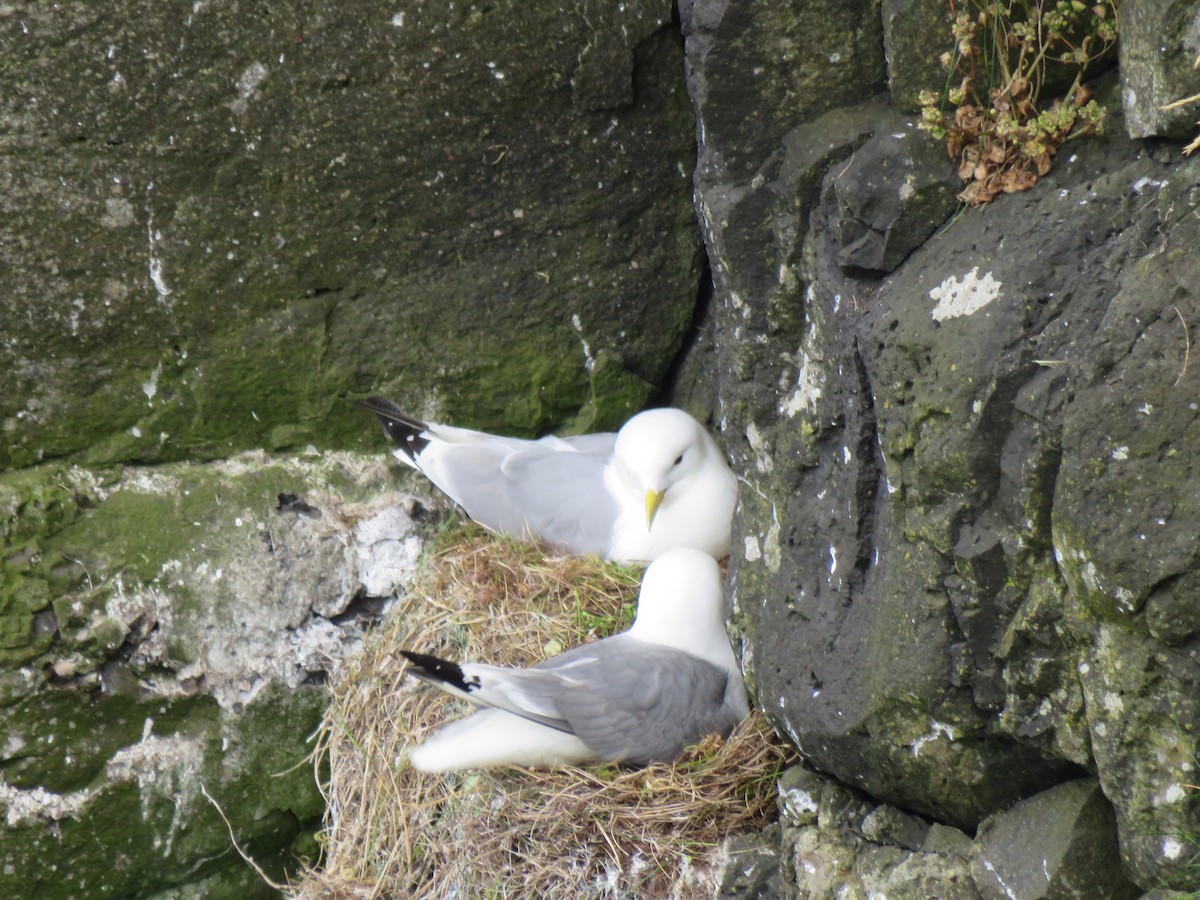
[5,0,1200,896]
[1120,0,1200,139]
[0,0,701,470]
[724,767,1139,899]
[682,0,1200,893]
[0,453,427,897]
[973,778,1137,899]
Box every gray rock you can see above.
[765,766,982,899]
[717,824,791,899]
[972,778,1139,899]
[924,822,974,858]
[1120,0,1200,139]
[685,2,1200,882]
[831,114,961,273]
[882,0,956,111]
[1078,625,1200,889]
[860,803,934,850]
[0,1,701,469]
[778,765,827,828]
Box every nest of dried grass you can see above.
[290,525,793,899]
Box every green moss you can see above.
[564,351,657,434]
[1,2,699,472]
[0,465,96,546]
[3,691,216,791]
[0,684,325,900]
[0,614,34,650]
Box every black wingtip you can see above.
[349,396,431,462]
[400,649,475,693]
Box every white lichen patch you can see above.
[101,196,136,229]
[2,734,26,758]
[780,307,824,418]
[141,361,163,404]
[780,786,819,824]
[1111,445,1130,461]
[1113,586,1136,612]
[1162,783,1187,805]
[570,313,595,372]
[763,504,782,574]
[745,422,773,474]
[1162,837,1184,860]
[780,352,822,418]
[0,780,93,828]
[910,720,957,757]
[929,267,1001,321]
[353,506,422,598]
[147,234,172,306]
[229,61,269,115]
[744,535,761,562]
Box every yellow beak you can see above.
[645,489,665,530]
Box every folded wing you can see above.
[457,637,739,765]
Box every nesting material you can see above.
[290,525,792,899]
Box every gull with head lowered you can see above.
[353,396,737,562]
[400,548,748,772]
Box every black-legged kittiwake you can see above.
[400,548,748,772]
[353,396,738,562]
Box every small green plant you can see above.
[919,0,1119,205]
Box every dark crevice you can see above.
[847,338,881,599]
[276,492,321,518]
[654,251,714,407]
[327,590,392,629]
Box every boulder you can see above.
[973,778,1138,899]
[683,0,1200,885]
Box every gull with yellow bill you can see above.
[353,397,737,563]
[399,548,748,771]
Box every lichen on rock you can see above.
[0,452,431,896]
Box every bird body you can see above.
[402,548,748,772]
[353,397,737,562]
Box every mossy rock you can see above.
[1,0,701,470]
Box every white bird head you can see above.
[627,548,730,660]
[612,408,719,530]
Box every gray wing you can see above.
[424,435,619,555]
[530,638,741,765]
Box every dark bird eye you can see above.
[673,454,684,466]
